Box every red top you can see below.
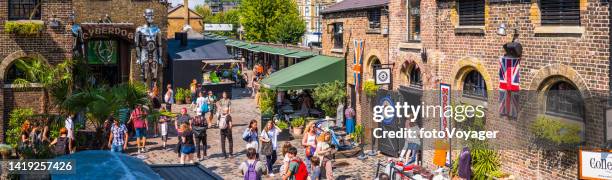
[130,108,147,128]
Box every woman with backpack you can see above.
[243,120,258,154]
[260,121,281,177]
[192,114,208,161]
[240,148,267,180]
[315,132,335,180]
[301,121,317,176]
[49,128,72,156]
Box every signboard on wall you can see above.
[374,68,391,85]
[580,150,612,179]
[204,24,233,31]
[439,83,452,166]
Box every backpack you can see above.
[291,159,308,180]
[193,116,207,127]
[218,114,229,129]
[200,103,209,113]
[54,137,69,155]
[244,161,260,180]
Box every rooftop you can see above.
[321,0,389,14]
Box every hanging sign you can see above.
[374,68,391,85]
[439,83,452,166]
[204,24,233,31]
[580,150,612,179]
[81,23,135,41]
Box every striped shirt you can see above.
[111,124,127,146]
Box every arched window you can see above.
[546,81,584,120]
[462,70,487,98]
[5,57,33,84]
[369,58,381,79]
[409,66,422,87]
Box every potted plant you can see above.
[313,81,346,117]
[175,88,185,104]
[487,170,515,180]
[0,144,12,160]
[530,115,582,146]
[4,20,44,36]
[291,117,305,135]
[184,88,192,104]
[363,80,379,97]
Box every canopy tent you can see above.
[166,38,234,89]
[261,55,345,90]
[51,150,163,179]
[285,51,316,59]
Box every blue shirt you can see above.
[111,123,127,146]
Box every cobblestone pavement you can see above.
[125,88,388,180]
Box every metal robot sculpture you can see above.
[70,12,85,58]
[135,9,163,86]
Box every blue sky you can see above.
[168,0,206,9]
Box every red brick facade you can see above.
[323,0,608,178]
[0,0,74,141]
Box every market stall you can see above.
[201,59,244,97]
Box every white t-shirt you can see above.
[65,117,74,139]
[196,97,207,110]
[261,127,280,150]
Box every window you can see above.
[9,0,41,20]
[540,0,580,26]
[368,9,382,29]
[409,66,422,87]
[333,23,343,49]
[407,0,421,41]
[306,7,310,16]
[458,0,485,26]
[462,70,487,99]
[546,81,584,119]
[5,58,33,84]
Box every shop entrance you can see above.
[85,39,131,86]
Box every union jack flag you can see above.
[499,90,519,118]
[499,57,520,91]
[353,40,364,97]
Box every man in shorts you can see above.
[129,105,148,153]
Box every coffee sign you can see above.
[81,23,135,41]
[580,150,612,179]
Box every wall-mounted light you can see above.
[49,14,61,28]
[496,23,507,36]
[421,48,428,63]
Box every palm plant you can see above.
[12,58,74,114]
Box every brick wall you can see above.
[0,0,73,142]
[73,0,168,82]
[322,7,389,142]
[390,0,608,179]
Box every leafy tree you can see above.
[271,13,306,44]
[239,0,305,43]
[209,9,241,37]
[194,5,213,23]
[312,81,346,117]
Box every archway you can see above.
[366,56,381,80]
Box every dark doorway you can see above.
[85,38,131,86]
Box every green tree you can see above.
[209,9,241,37]
[239,0,305,43]
[312,81,346,117]
[194,5,213,23]
[271,13,306,44]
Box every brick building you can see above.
[323,0,608,178]
[298,0,338,47]
[168,4,203,38]
[321,0,390,143]
[73,0,168,84]
[0,0,74,140]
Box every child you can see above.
[279,142,293,177]
[309,156,321,180]
[159,106,171,148]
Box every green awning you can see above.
[244,44,261,52]
[285,51,316,58]
[260,55,345,90]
